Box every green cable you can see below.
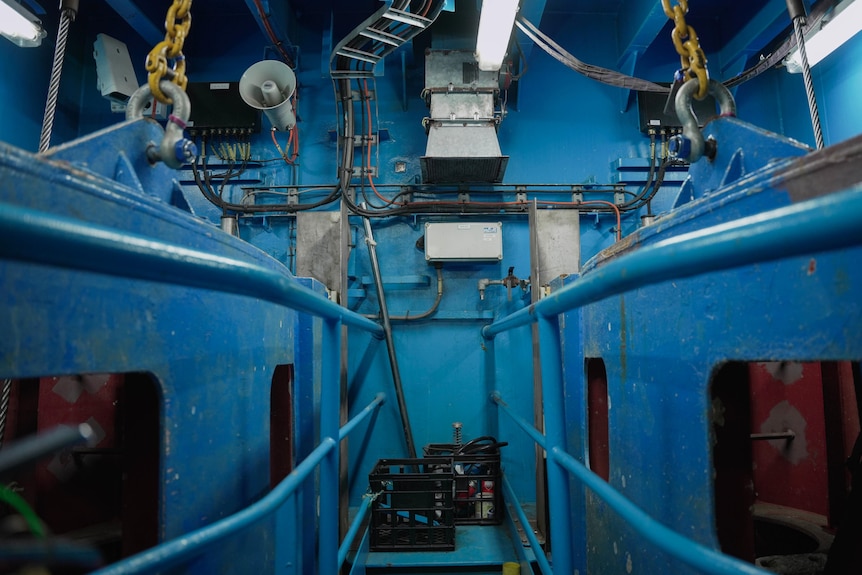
[0,484,45,537]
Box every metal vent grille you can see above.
[420,156,509,184]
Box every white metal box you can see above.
[424,222,503,262]
[93,33,139,103]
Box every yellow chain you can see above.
[145,0,193,104]
[661,0,709,100]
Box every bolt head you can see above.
[175,138,198,164]
[669,135,691,159]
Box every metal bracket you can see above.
[351,166,377,177]
[458,192,470,203]
[351,89,376,101]
[287,187,299,205]
[516,186,527,204]
[614,191,627,206]
[399,186,412,203]
[352,134,378,147]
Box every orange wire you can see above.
[271,126,298,165]
[538,200,622,241]
[363,79,403,206]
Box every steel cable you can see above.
[0,379,11,449]
[38,6,76,154]
[791,17,825,149]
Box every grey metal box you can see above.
[424,222,503,262]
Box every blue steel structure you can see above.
[1,0,862,574]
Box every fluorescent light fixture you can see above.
[786,0,862,73]
[0,0,46,47]
[475,0,519,71]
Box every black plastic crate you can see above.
[424,439,504,525]
[369,458,455,552]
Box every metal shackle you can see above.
[126,80,195,169]
[672,78,736,162]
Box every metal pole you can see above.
[750,431,796,441]
[786,0,825,149]
[537,314,574,575]
[0,424,93,480]
[361,206,417,458]
[318,318,342,575]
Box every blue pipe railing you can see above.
[0,200,390,573]
[338,494,374,567]
[91,391,386,574]
[339,393,386,441]
[91,437,337,575]
[483,185,862,339]
[490,392,546,449]
[550,446,767,575]
[0,201,384,337]
[492,392,767,574]
[501,474,552,575]
[484,188,862,574]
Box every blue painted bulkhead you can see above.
[1,0,862,573]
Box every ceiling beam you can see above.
[616,0,668,69]
[517,0,548,65]
[103,0,163,46]
[244,0,297,63]
[718,0,790,77]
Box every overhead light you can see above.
[786,0,862,73]
[0,0,46,47]
[475,0,519,71]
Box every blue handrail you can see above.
[501,475,552,575]
[338,493,374,567]
[490,392,546,449]
[91,437,337,575]
[550,446,767,575]
[89,392,386,574]
[477,187,862,574]
[339,393,386,441]
[492,391,769,575]
[483,185,862,339]
[0,201,384,338]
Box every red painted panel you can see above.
[749,362,829,517]
[34,374,124,535]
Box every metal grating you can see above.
[420,156,509,184]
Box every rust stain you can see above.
[807,258,816,276]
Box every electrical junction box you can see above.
[637,87,717,133]
[186,82,261,134]
[93,33,139,103]
[424,222,503,262]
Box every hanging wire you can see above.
[0,379,11,449]
[515,15,669,93]
[790,16,825,149]
[38,1,78,153]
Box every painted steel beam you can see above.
[718,0,789,77]
[517,0,547,65]
[103,0,163,46]
[243,0,297,60]
[616,0,668,69]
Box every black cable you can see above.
[720,0,839,88]
[192,154,341,213]
[516,15,669,93]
